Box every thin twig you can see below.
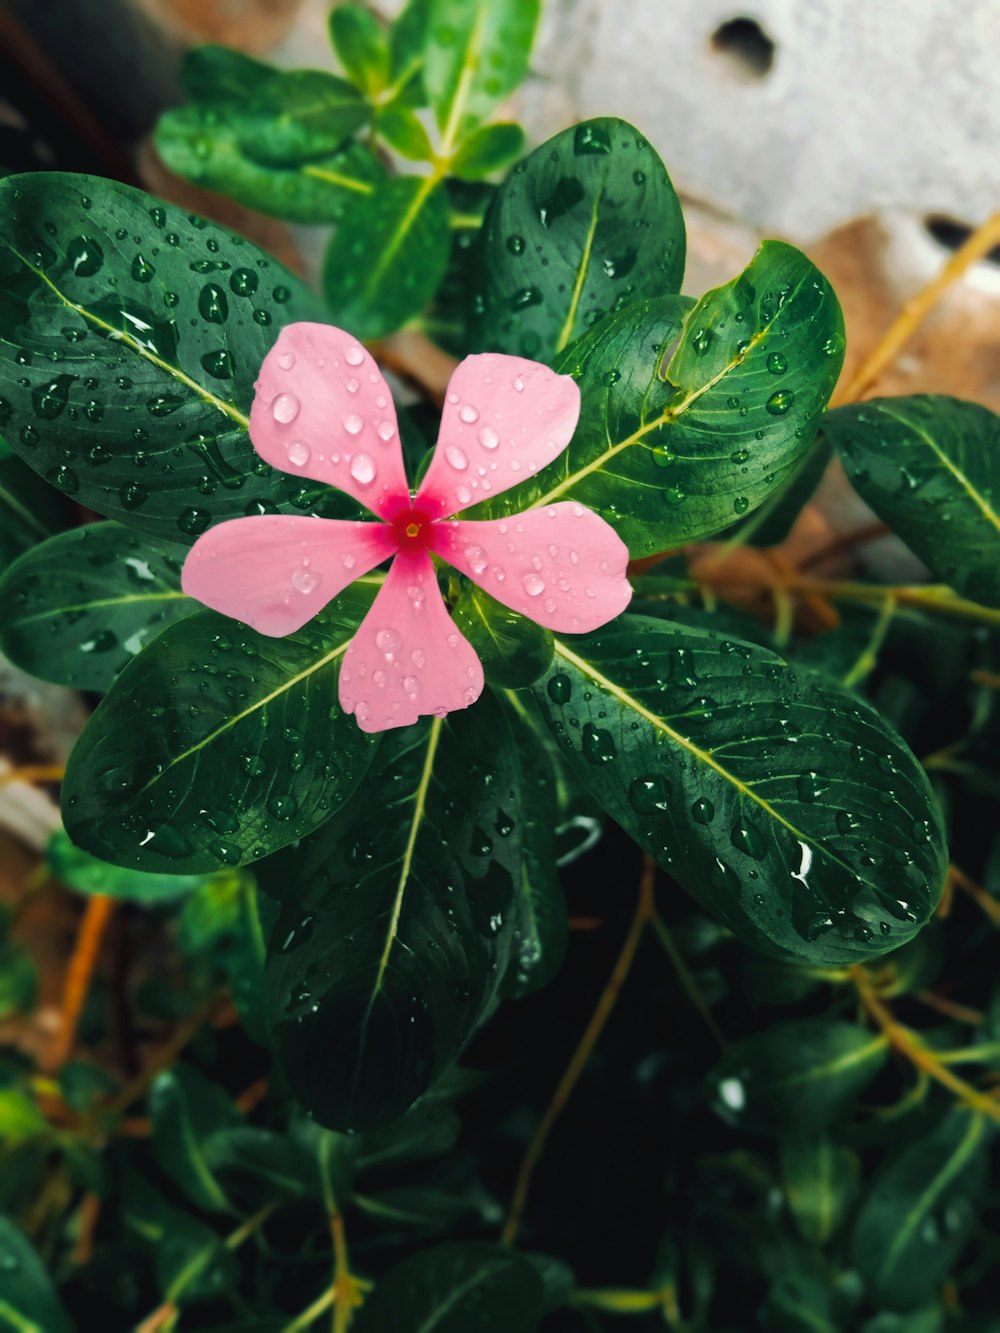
[48,895,115,1070]
[649,912,725,1048]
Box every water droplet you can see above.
[691,328,712,356]
[766,351,787,375]
[629,775,670,814]
[201,349,233,379]
[406,584,425,603]
[273,286,290,303]
[547,673,572,704]
[664,485,686,505]
[345,344,365,366]
[582,722,616,764]
[131,253,155,283]
[651,445,675,468]
[32,375,72,420]
[66,235,104,277]
[287,440,310,467]
[350,452,375,485]
[522,572,545,597]
[376,628,400,653]
[292,568,320,593]
[506,234,525,255]
[120,481,149,510]
[411,648,426,668]
[446,444,468,470]
[272,393,299,424]
[733,496,750,515]
[343,414,364,435]
[242,753,266,776]
[268,794,298,820]
[46,464,78,494]
[574,122,612,155]
[230,268,258,297]
[765,389,794,416]
[510,287,542,310]
[376,420,396,441]
[403,675,419,694]
[177,507,210,535]
[278,351,295,371]
[691,797,715,825]
[459,403,479,424]
[731,448,750,464]
[731,820,766,860]
[835,810,860,835]
[465,546,488,574]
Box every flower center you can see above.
[390,506,434,552]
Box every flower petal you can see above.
[434,503,632,632]
[415,354,580,519]
[249,322,409,518]
[182,515,393,637]
[339,551,484,733]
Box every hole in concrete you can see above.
[710,17,775,80]
[924,214,1000,266]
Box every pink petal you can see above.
[182,515,393,637]
[339,551,484,733]
[415,354,580,519]
[433,504,632,633]
[249,322,409,519]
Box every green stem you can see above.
[842,593,895,688]
[649,912,726,1048]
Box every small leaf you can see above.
[534,616,947,964]
[0,1218,74,1333]
[472,117,685,363]
[758,1273,841,1333]
[61,586,379,874]
[352,1241,548,1332]
[709,1019,888,1136]
[237,70,371,167]
[450,122,526,180]
[123,1177,239,1305]
[824,396,1000,606]
[329,4,391,96]
[150,1065,239,1213]
[378,103,435,160]
[45,829,210,902]
[322,176,451,340]
[452,582,553,688]
[852,1108,991,1311]
[263,695,521,1130]
[181,44,268,101]
[424,0,540,141]
[0,522,194,691]
[780,1135,861,1244]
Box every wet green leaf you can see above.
[824,396,1000,606]
[534,615,947,964]
[263,694,521,1130]
[330,4,391,96]
[0,173,352,544]
[150,1065,239,1213]
[0,455,72,574]
[0,522,194,691]
[472,117,685,363]
[0,1218,74,1333]
[236,70,371,167]
[452,582,553,689]
[852,1108,991,1311]
[61,584,379,874]
[123,1177,239,1306]
[780,1135,861,1243]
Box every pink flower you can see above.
[182,322,631,733]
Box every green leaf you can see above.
[450,122,525,180]
[0,1218,74,1333]
[0,455,73,574]
[0,172,351,544]
[330,4,391,96]
[236,70,371,167]
[780,1135,861,1244]
[352,1241,548,1333]
[150,1065,239,1213]
[223,877,277,1044]
[708,1018,888,1136]
[472,117,685,363]
[452,582,553,688]
[852,1108,991,1311]
[45,829,210,902]
[181,45,268,101]
[0,521,194,691]
[389,0,431,91]
[0,943,36,1020]
[422,178,495,355]
[823,396,1000,606]
[322,175,452,340]
[424,0,540,142]
[263,694,521,1130]
[156,106,384,224]
[0,1088,48,1145]
[758,1273,841,1333]
[473,242,844,555]
[534,615,947,964]
[378,104,435,160]
[123,1177,239,1306]
[735,435,834,549]
[61,585,379,874]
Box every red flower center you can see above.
[390,506,435,552]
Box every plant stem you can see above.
[0,764,65,787]
[48,894,115,1070]
[842,593,895,688]
[950,864,1000,928]
[649,912,725,1048]
[501,856,657,1246]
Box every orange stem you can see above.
[49,895,115,1070]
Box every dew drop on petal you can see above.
[544,596,557,612]
[343,553,356,570]
[403,675,419,695]
[278,352,295,370]
[376,420,396,441]
[346,377,360,394]
[286,440,310,467]
[522,573,546,597]
[459,403,479,423]
[513,377,525,392]
[456,484,473,504]
[465,545,488,574]
[272,393,299,424]
[411,647,426,668]
[345,344,365,366]
[446,444,468,471]
[343,414,364,435]
[350,453,375,485]
[373,669,386,687]
[478,426,499,450]
[291,568,319,593]
[355,700,370,723]
[376,628,401,653]
[406,584,425,603]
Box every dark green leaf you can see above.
[181,45,268,102]
[45,828,209,902]
[472,117,685,363]
[353,1241,548,1333]
[223,877,278,1044]
[534,615,946,963]
[0,1217,74,1333]
[0,943,36,1020]
[330,5,391,96]
[123,1177,239,1305]
[852,1108,991,1311]
[424,0,540,141]
[862,1312,944,1333]
[708,1018,888,1135]
[0,172,350,543]
[452,582,553,688]
[758,1272,841,1333]
[736,435,833,548]
[780,1135,861,1244]
[322,176,451,339]
[824,396,1000,606]
[264,694,521,1130]
[61,585,379,874]
[451,122,525,180]
[237,70,371,167]
[0,521,194,691]
[157,106,384,224]
[0,455,72,573]
[150,1065,239,1212]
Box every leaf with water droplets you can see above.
[0,173,369,546]
[424,0,540,141]
[45,829,210,903]
[452,582,553,688]
[61,582,379,875]
[472,117,685,363]
[824,395,1000,607]
[0,521,196,692]
[472,242,844,556]
[534,614,947,964]
[851,1107,990,1311]
[262,694,521,1131]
